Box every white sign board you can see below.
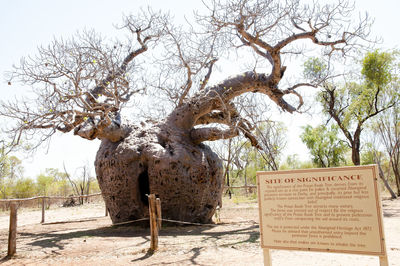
[257,165,388,265]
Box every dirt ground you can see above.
[1,198,400,266]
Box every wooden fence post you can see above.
[156,198,162,230]
[148,194,158,251]
[8,202,17,257]
[41,197,45,223]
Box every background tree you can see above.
[214,96,287,197]
[222,137,244,199]
[279,154,313,170]
[239,121,287,180]
[0,145,24,199]
[361,141,397,198]
[7,156,23,180]
[42,168,71,196]
[0,145,11,199]
[63,163,95,204]
[12,177,36,199]
[242,97,288,171]
[0,0,372,223]
[306,50,399,165]
[36,173,55,197]
[373,106,400,195]
[36,168,71,197]
[300,124,349,167]
[212,119,286,199]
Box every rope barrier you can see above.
[111,218,150,226]
[223,185,257,189]
[110,217,221,227]
[42,217,102,225]
[158,218,219,227]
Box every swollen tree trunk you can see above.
[95,121,224,224]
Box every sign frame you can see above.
[257,165,388,265]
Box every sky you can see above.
[0,0,399,178]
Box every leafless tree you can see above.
[63,163,94,204]
[239,95,287,171]
[374,152,397,199]
[210,136,247,199]
[375,108,400,195]
[210,94,286,197]
[1,1,372,223]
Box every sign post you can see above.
[257,165,388,266]
[263,248,271,266]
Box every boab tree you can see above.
[0,0,370,223]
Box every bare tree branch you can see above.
[1,0,373,149]
[1,10,168,147]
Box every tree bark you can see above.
[351,128,362,166]
[351,145,361,166]
[389,150,400,195]
[392,163,400,196]
[377,160,397,199]
[95,120,224,224]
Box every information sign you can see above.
[257,165,388,265]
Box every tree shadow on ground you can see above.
[153,222,260,265]
[10,218,259,265]
[18,223,150,250]
[130,249,156,263]
[382,200,400,218]
[0,255,12,263]
[383,209,399,217]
